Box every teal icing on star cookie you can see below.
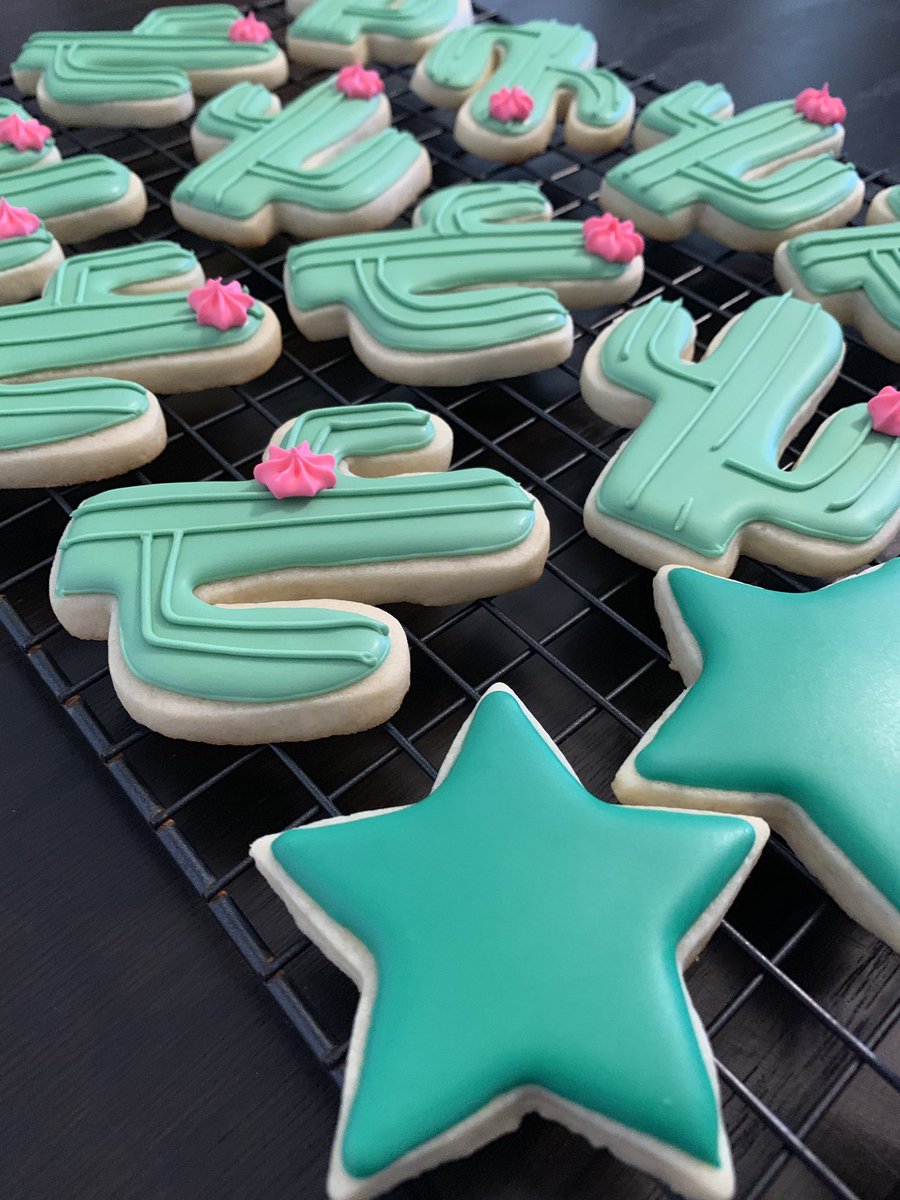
[12,6,285,107]
[289,0,463,50]
[0,377,150,452]
[584,293,900,572]
[416,20,632,143]
[782,191,900,330]
[0,242,265,381]
[627,563,900,949]
[54,405,537,705]
[174,78,425,228]
[260,687,764,1196]
[285,182,636,355]
[602,81,860,232]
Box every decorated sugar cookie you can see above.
[581,293,900,577]
[286,0,473,67]
[284,182,645,386]
[411,20,634,162]
[616,562,900,954]
[12,5,288,128]
[252,684,767,1200]
[0,241,281,393]
[600,81,863,251]
[0,100,147,299]
[774,186,900,362]
[51,405,549,743]
[173,74,431,247]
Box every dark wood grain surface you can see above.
[1,3,899,1200]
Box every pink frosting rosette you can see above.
[0,113,52,152]
[0,198,41,239]
[868,386,900,437]
[794,83,846,126]
[488,86,534,123]
[187,278,255,330]
[228,12,272,43]
[582,214,645,263]
[254,442,338,499]
[336,64,384,100]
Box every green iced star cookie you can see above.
[253,685,767,1200]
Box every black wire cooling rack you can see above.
[1,5,899,1198]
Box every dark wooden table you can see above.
[1,3,898,1199]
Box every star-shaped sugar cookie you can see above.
[252,685,767,1200]
[615,561,900,954]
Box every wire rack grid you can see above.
[1,5,898,1198]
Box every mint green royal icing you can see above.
[271,688,757,1177]
[55,404,536,704]
[290,0,459,45]
[419,20,631,138]
[592,294,900,558]
[605,81,859,229]
[285,182,630,353]
[0,99,56,171]
[193,79,277,141]
[785,200,900,329]
[0,156,135,223]
[0,378,149,452]
[13,6,281,104]
[635,563,900,914]
[0,222,53,273]
[0,242,264,381]
[175,78,422,219]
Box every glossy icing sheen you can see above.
[0,221,53,272]
[290,0,459,45]
[636,564,900,912]
[0,99,56,170]
[0,378,149,451]
[785,202,900,329]
[0,242,264,380]
[420,20,631,137]
[606,81,859,229]
[592,294,900,556]
[54,404,536,704]
[0,156,135,222]
[271,689,758,1177]
[285,182,631,353]
[175,78,422,218]
[13,6,282,104]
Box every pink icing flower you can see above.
[794,83,846,126]
[0,198,41,240]
[187,277,255,331]
[0,113,52,153]
[868,386,900,437]
[254,441,338,499]
[228,12,272,43]
[488,86,534,123]
[335,64,384,100]
[582,214,645,263]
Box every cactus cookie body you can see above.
[581,293,900,577]
[287,0,473,67]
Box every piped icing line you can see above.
[335,63,384,99]
[52,402,540,706]
[413,19,633,148]
[187,276,254,329]
[174,76,427,234]
[12,6,288,112]
[602,80,861,232]
[287,0,470,58]
[228,11,272,43]
[868,387,900,437]
[0,112,52,152]
[0,199,41,239]
[615,561,900,953]
[581,293,900,575]
[795,82,846,126]
[284,181,643,356]
[251,685,766,1200]
[0,241,268,382]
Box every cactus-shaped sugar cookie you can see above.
[0,241,280,392]
[581,293,900,577]
[0,100,146,302]
[284,182,645,385]
[173,77,431,247]
[287,0,473,66]
[12,5,288,128]
[774,187,900,362]
[412,20,634,162]
[51,402,549,743]
[600,81,863,251]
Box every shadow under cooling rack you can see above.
[1,5,899,1199]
